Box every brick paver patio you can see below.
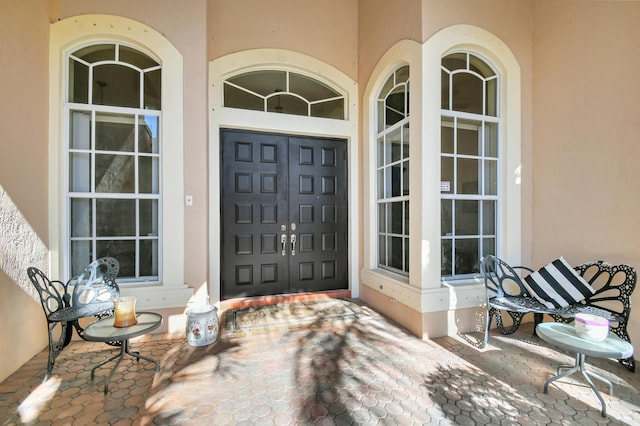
[1,299,639,425]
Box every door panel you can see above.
[221,131,289,298]
[288,137,348,293]
[221,130,348,299]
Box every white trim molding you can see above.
[362,26,522,314]
[209,49,359,304]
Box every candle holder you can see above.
[113,296,138,327]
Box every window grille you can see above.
[376,66,410,275]
[66,43,161,281]
[224,70,345,120]
[440,52,499,279]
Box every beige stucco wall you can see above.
[357,0,422,88]
[0,0,53,383]
[207,0,359,80]
[532,0,640,353]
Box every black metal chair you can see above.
[27,257,120,381]
[27,267,71,382]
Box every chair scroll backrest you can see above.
[481,255,533,300]
[27,267,69,320]
[69,257,120,307]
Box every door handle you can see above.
[290,234,296,256]
[281,234,287,256]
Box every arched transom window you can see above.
[223,70,345,119]
[66,43,161,280]
[440,52,499,279]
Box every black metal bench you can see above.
[481,255,636,372]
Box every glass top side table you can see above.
[536,322,634,417]
[83,311,163,394]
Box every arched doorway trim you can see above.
[209,49,359,303]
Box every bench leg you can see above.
[495,311,526,335]
[532,312,544,336]
[608,327,636,372]
[484,309,529,348]
[483,308,495,348]
[619,356,636,373]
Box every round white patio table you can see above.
[84,312,162,394]
[536,322,634,417]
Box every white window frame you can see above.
[66,43,162,282]
[376,67,410,276]
[362,26,521,314]
[362,40,421,304]
[440,52,501,280]
[50,15,193,309]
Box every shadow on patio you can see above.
[1,300,639,425]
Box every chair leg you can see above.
[44,321,69,382]
[63,320,73,347]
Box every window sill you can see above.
[361,268,486,313]
[119,282,194,310]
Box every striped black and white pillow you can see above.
[523,257,595,309]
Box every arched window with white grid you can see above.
[440,52,500,279]
[66,43,161,281]
[376,66,410,275]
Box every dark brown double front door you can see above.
[221,129,348,300]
